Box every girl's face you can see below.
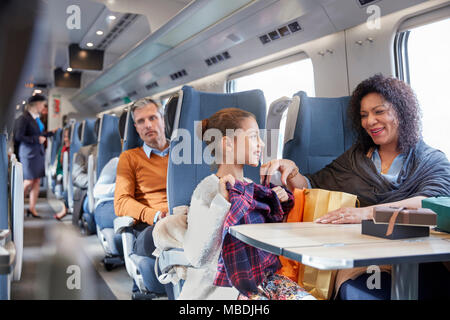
[229,117,265,167]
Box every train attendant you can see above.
[15,94,55,218]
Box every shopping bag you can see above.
[278,188,305,282]
[300,189,358,300]
[278,188,358,300]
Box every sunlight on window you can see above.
[231,58,315,158]
[232,58,315,106]
[407,18,450,158]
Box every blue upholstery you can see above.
[50,128,62,165]
[0,134,8,229]
[69,122,82,169]
[97,114,122,177]
[167,86,266,212]
[130,255,166,295]
[282,91,355,175]
[338,272,391,300]
[0,133,9,299]
[81,119,97,146]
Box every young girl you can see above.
[178,108,313,300]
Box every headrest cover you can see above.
[164,93,179,139]
[119,109,128,140]
[78,122,83,140]
[94,118,101,138]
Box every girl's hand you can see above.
[218,174,236,202]
[272,186,289,203]
[315,207,372,224]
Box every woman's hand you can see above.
[218,174,236,202]
[315,207,373,224]
[272,186,289,202]
[39,136,46,144]
[260,159,298,186]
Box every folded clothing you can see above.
[214,180,294,297]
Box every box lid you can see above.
[373,206,437,226]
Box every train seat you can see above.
[282,91,355,175]
[282,91,359,300]
[46,127,62,194]
[81,114,121,235]
[90,114,123,269]
[66,121,83,215]
[0,133,13,300]
[156,86,267,299]
[73,119,99,233]
[78,118,100,235]
[0,132,24,299]
[114,106,167,299]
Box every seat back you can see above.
[167,86,266,213]
[69,122,82,170]
[164,93,179,140]
[50,128,63,165]
[0,133,10,300]
[10,156,23,281]
[122,108,143,152]
[80,119,98,146]
[97,114,122,178]
[67,122,82,210]
[282,91,355,175]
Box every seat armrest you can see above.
[87,154,96,213]
[0,230,10,243]
[158,248,192,273]
[114,216,135,234]
[0,231,16,275]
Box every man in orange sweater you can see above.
[114,97,169,261]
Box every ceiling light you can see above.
[22,101,26,104]
[67,67,73,72]
[34,89,42,94]
[107,15,116,20]
[86,42,94,47]
[96,30,104,35]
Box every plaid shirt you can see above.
[213,180,294,297]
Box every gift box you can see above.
[372,207,437,226]
[422,197,450,233]
[361,219,430,239]
[361,207,436,240]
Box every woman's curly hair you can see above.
[348,73,422,153]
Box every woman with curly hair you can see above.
[262,73,450,220]
[261,74,450,299]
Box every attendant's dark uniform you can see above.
[14,98,53,180]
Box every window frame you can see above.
[395,5,450,83]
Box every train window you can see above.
[228,55,315,105]
[399,17,450,158]
[228,55,314,157]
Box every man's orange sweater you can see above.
[114,147,168,226]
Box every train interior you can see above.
[0,0,449,300]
